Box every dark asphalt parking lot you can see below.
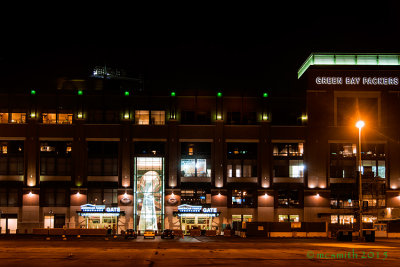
[0,235,399,266]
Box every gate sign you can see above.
[177,204,217,213]
[78,204,122,216]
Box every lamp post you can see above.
[356,120,365,240]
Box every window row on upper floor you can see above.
[0,140,388,180]
[0,110,307,126]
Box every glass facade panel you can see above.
[180,159,211,178]
[134,157,164,232]
[181,159,195,177]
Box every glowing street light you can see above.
[356,120,364,240]
[356,120,365,129]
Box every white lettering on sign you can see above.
[177,204,218,214]
[345,77,361,85]
[106,207,121,213]
[202,208,217,213]
[316,76,399,86]
[315,77,343,85]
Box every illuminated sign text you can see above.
[315,76,399,86]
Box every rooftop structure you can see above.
[298,53,400,78]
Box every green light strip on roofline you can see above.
[298,53,400,79]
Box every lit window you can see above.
[289,160,304,178]
[181,159,210,177]
[42,113,57,124]
[279,215,300,222]
[151,111,165,125]
[11,113,26,123]
[188,146,194,156]
[331,215,354,224]
[40,145,56,152]
[278,215,288,222]
[135,110,150,125]
[44,215,54,228]
[0,113,9,123]
[58,113,73,124]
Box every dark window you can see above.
[227,143,257,159]
[87,188,118,206]
[0,141,24,175]
[134,142,165,156]
[0,187,20,207]
[358,98,378,125]
[181,188,208,205]
[337,97,378,126]
[54,214,66,228]
[243,112,257,125]
[277,190,300,208]
[181,111,211,125]
[87,110,104,123]
[40,186,69,207]
[231,189,256,208]
[40,141,72,176]
[181,111,195,124]
[196,111,211,124]
[337,97,356,126]
[227,112,241,125]
[87,142,118,176]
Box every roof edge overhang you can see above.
[298,53,400,79]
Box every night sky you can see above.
[1,2,399,96]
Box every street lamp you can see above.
[356,120,365,240]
